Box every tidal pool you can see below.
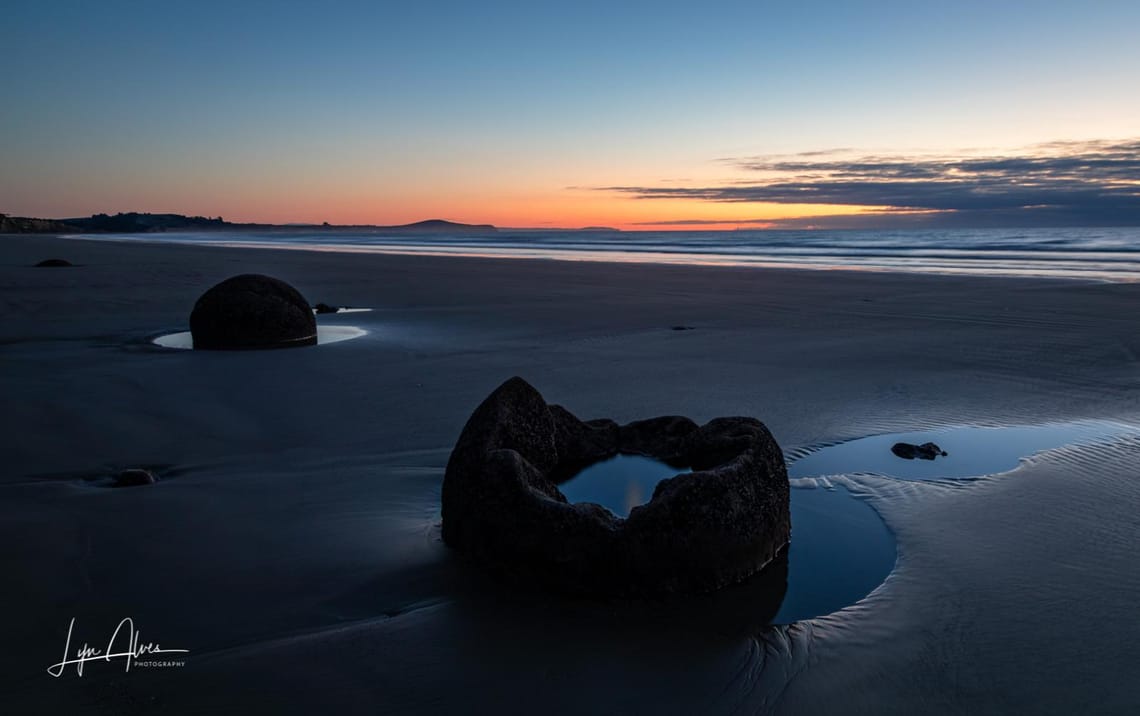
[152,325,367,349]
[559,455,687,517]
[788,419,1140,480]
[559,454,895,623]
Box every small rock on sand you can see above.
[113,468,157,487]
[891,442,948,460]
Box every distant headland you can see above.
[0,212,498,234]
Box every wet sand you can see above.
[3,234,1140,713]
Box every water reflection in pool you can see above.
[558,454,895,624]
[152,325,367,349]
[555,419,1140,625]
[559,455,688,515]
[788,419,1140,480]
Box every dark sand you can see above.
[3,235,1140,713]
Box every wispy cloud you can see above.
[603,139,1140,228]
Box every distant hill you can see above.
[2,212,498,234]
[373,219,496,233]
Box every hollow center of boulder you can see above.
[558,454,691,518]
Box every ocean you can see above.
[72,226,1140,281]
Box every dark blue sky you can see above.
[3,1,1138,227]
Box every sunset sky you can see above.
[4,1,1139,229]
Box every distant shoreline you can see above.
[0,212,500,235]
[38,227,1136,284]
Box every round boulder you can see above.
[442,376,791,597]
[189,274,317,350]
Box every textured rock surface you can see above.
[189,274,317,350]
[442,376,790,596]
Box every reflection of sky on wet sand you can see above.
[788,420,1140,480]
[152,325,367,350]
[71,230,1140,283]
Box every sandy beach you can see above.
[4,234,1140,713]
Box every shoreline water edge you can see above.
[57,225,1140,282]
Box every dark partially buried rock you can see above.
[113,468,157,487]
[313,302,340,314]
[442,376,790,597]
[189,274,317,350]
[891,441,948,460]
[34,258,73,267]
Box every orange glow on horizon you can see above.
[18,157,918,231]
[182,195,896,232]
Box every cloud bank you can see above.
[604,139,1140,228]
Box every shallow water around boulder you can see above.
[152,325,366,349]
[559,454,895,624]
